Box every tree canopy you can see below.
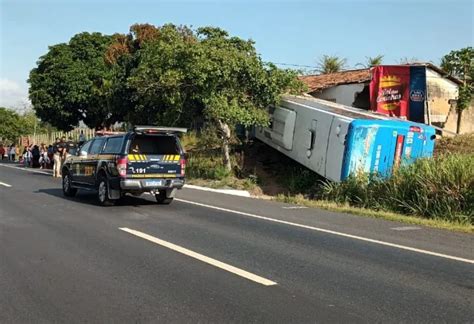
[441,47,473,112]
[29,32,115,131]
[28,24,304,169]
[316,55,347,74]
[356,55,384,68]
[0,108,50,143]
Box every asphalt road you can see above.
[0,163,473,323]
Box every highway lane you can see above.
[0,164,473,322]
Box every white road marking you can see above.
[282,206,308,209]
[391,226,422,231]
[0,163,51,175]
[184,184,251,197]
[175,198,474,265]
[0,181,12,187]
[119,227,277,286]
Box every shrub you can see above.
[318,154,474,224]
[186,151,232,180]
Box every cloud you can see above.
[0,78,30,109]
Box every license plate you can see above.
[145,180,163,187]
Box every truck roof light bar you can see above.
[133,126,188,134]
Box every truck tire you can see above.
[155,190,173,205]
[97,175,115,206]
[62,172,77,197]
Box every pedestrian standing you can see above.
[47,145,54,169]
[66,136,76,159]
[53,137,66,178]
[9,144,16,161]
[23,146,32,167]
[32,145,40,168]
[39,144,50,169]
[53,138,61,177]
[0,145,5,161]
[79,130,86,146]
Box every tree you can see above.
[29,32,114,131]
[0,107,50,143]
[112,24,304,170]
[356,55,384,68]
[316,55,347,74]
[441,47,473,133]
[0,107,22,143]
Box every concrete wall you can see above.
[426,68,459,124]
[313,84,366,107]
[443,100,474,135]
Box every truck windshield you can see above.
[129,135,181,155]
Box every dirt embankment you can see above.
[434,134,474,157]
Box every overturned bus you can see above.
[255,95,436,182]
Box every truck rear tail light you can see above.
[180,158,186,176]
[116,156,128,177]
[409,126,422,133]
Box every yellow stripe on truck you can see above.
[174,155,180,161]
[128,154,135,161]
[130,174,177,178]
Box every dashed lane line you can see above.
[119,227,277,286]
[0,181,12,187]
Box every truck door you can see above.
[85,138,105,185]
[71,140,93,184]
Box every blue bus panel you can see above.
[341,120,436,180]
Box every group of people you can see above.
[0,137,78,178]
[0,144,19,162]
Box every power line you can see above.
[269,62,318,69]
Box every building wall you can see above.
[443,100,474,135]
[426,68,459,124]
[312,84,366,107]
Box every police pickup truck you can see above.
[61,126,186,206]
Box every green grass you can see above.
[316,154,474,226]
[186,151,232,180]
[275,194,473,233]
[186,150,260,193]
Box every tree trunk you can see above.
[456,108,463,134]
[217,120,232,172]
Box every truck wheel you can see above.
[62,172,77,197]
[155,190,173,205]
[97,175,114,206]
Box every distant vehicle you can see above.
[61,126,187,205]
[256,95,436,182]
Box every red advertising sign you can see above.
[370,66,410,119]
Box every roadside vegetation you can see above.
[317,154,473,226]
[183,132,473,232]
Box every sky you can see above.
[0,0,473,109]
